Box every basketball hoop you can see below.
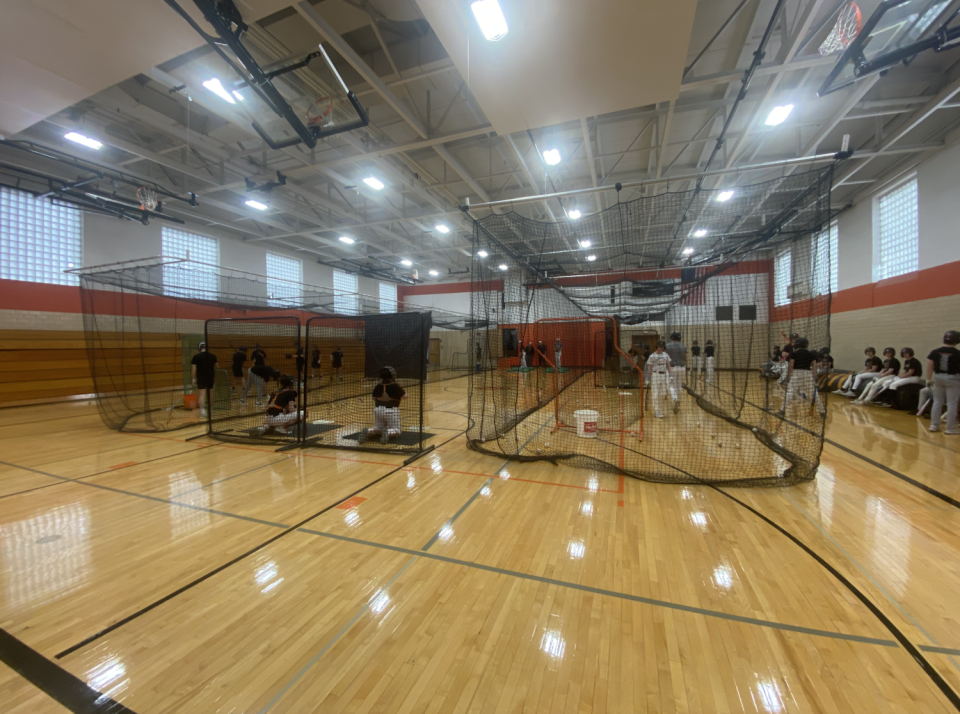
[137,187,158,211]
[305,96,334,128]
[820,2,862,56]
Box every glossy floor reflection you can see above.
[0,379,958,712]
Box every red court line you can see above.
[109,461,138,470]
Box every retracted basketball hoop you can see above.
[305,96,334,128]
[137,187,158,211]
[819,2,862,56]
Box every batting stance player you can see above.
[779,337,824,415]
[665,331,687,394]
[359,366,407,445]
[647,340,679,418]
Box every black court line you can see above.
[297,528,897,648]
[54,428,468,660]
[0,627,140,714]
[824,438,960,510]
[0,444,219,501]
[713,486,960,711]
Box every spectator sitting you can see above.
[853,347,900,405]
[834,347,883,397]
[859,347,922,406]
[819,347,834,371]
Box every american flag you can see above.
[680,267,709,305]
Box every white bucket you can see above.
[574,409,599,438]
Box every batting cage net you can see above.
[75,258,471,452]
[467,166,834,486]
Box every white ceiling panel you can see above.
[416,0,699,136]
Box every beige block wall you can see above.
[829,294,960,371]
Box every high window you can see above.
[161,227,219,299]
[266,253,302,307]
[379,282,397,313]
[773,249,792,307]
[333,269,359,315]
[875,176,919,281]
[813,221,838,295]
[0,187,82,285]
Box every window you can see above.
[379,282,397,313]
[162,227,219,299]
[715,306,734,321]
[813,221,838,295]
[876,177,918,280]
[266,253,302,307]
[333,269,359,315]
[0,187,82,285]
[774,249,791,307]
[739,305,757,321]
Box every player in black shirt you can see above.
[255,375,302,436]
[854,348,900,405]
[863,347,923,407]
[704,340,716,383]
[780,337,824,415]
[230,346,247,396]
[835,347,883,397]
[536,341,547,367]
[190,342,219,418]
[251,344,267,368]
[926,330,960,434]
[690,340,702,379]
[819,348,834,370]
[521,342,535,369]
[359,366,407,445]
[242,364,280,407]
[310,347,322,380]
[331,346,344,382]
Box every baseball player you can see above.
[853,347,900,405]
[647,340,679,418]
[665,331,687,393]
[704,340,716,383]
[927,330,960,434]
[359,366,407,444]
[779,337,824,415]
[690,340,702,378]
[190,342,218,418]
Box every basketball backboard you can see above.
[818,0,960,96]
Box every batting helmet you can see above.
[794,337,809,349]
[670,331,681,341]
[945,330,960,345]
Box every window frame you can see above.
[873,174,919,282]
[265,252,303,307]
[333,269,359,315]
[812,220,838,296]
[773,249,792,307]
[161,227,220,300]
[379,281,398,313]
[0,187,83,286]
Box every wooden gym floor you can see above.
[0,375,959,713]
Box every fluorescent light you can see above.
[579,239,592,248]
[765,104,794,127]
[429,270,439,277]
[693,229,707,237]
[477,250,488,258]
[568,209,581,220]
[401,259,413,267]
[682,248,695,256]
[586,255,597,262]
[232,90,244,101]
[542,149,561,165]
[716,190,735,202]
[64,132,102,150]
[202,78,236,104]
[245,199,268,211]
[470,0,509,41]
[363,177,385,190]
[435,224,450,234]
[338,236,355,244]
[498,264,508,271]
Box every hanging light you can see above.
[471,0,509,41]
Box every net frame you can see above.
[820,2,862,55]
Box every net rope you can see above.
[820,2,862,56]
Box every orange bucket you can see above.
[183,393,198,410]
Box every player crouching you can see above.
[359,366,407,445]
[257,375,303,436]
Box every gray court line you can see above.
[921,645,960,656]
[296,527,898,648]
[0,459,288,529]
[781,490,960,674]
[178,458,290,496]
[256,556,419,713]
[420,478,495,551]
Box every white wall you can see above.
[405,291,472,315]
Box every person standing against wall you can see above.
[926,330,960,434]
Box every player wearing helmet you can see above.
[360,366,407,444]
[190,341,219,418]
[664,331,687,398]
[704,340,716,383]
[926,330,960,434]
[780,337,824,415]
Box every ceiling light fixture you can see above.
[542,149,561,165]
[64,132,103,150]
[716,190,735,202]
[498,264,508,271]
[477,250,488,258]
[363,177,385,190]
[429,270,439,277]
[586,255,597,262]
[338,236,355,244]
[693,229,708,238]
[401,259,412,267]
[435,224,450,234]
[232,90,244,101]
[568,209,581,220]
[682,247,695,256]
[579,239,592,249]
[245,199,268,211]
[765,104,794,127]
[470,0,509,41]
[202,78,236,104]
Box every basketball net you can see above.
[137,187,158,211]
[820,2,861,56]
[305,96,334,128]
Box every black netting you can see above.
[467,167,834,486]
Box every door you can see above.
[502,328,519,358]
